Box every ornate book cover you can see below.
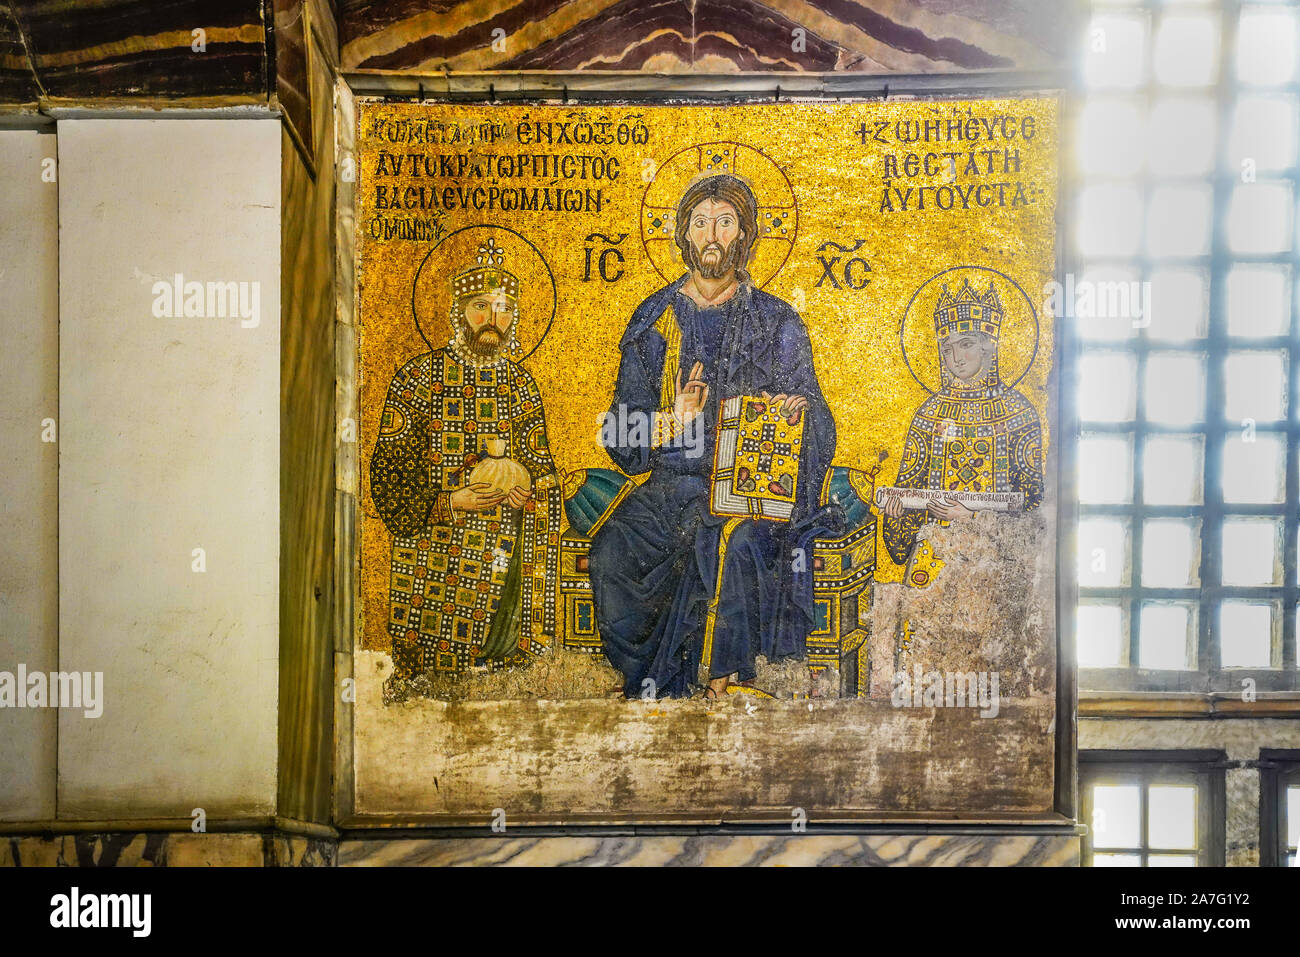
[710,395,805,521]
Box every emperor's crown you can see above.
[933,277,1004,340]
[451,238,519,300]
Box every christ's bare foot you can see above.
[706,675,731,699]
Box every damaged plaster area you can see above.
[381,648,839,702]
[353,646,1057,818]
[871,508,1056,702]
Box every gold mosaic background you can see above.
[356,97,1059,650]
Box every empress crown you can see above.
[933,277,1004,340]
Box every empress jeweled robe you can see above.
[370,344,561,676]
[589,276,842,698]
[882,367,1044,567]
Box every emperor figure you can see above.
[370,238,563,677]
[880,277,1044,565]
[589,173,840,700]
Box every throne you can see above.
[556,467,878,696]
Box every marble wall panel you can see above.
[339,0,1077,74]
[340,832,1080,865]
[0,0,268,105]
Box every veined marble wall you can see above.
[1,832,336,867]
[339,0,1077,74]
[0,0,268,107]
[1,830,1077,866]
[279,0,341,829]
[339,832,1079,866]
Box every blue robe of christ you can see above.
[589,275,842,698]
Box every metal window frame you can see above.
[1259,748,1300,866]
[1080,749,1228,866]
[1073,0,1300,693]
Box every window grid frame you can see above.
[1259,749,1300,865]
[1074,0,1300,691]
[1080,750,1227,866]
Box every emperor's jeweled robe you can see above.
[370,345,562,675]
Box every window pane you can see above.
[1236,8,1298,86]
[1079,518,1130,587]
[1144,354,1205,425]
[1149,784,1197,849]
[1226,264,1290,337]
[1078,99,1146,177]
[1228,183,1293,254]
[1140,602,1194,670]
[1078,603,1125,668]
[1224,351,1287,422]
[1219,600,1274,668]
[1148,267,1207,341]
[1086,14,1148,89]
[1287,785,1300,849]
[1221,518,1281,586]
[1143,436,1203,505]
[1148,854,1197,867]
[1080,352,1138,421]
[1143,519,1199,587]
[1080,435,1134,503]
[1222,433,1284,503]
[1094,784,1142,847]
[1148,186,1212,257]
[1228,95,1298,173]
[1078,265,1143,340]
[1079,184,1143,257]
[1094,853,1143,866]
[1154,13,1219,87]
[1148,97,1216,176]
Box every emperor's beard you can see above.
[459,318,511,359]
[688,236,746,280]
